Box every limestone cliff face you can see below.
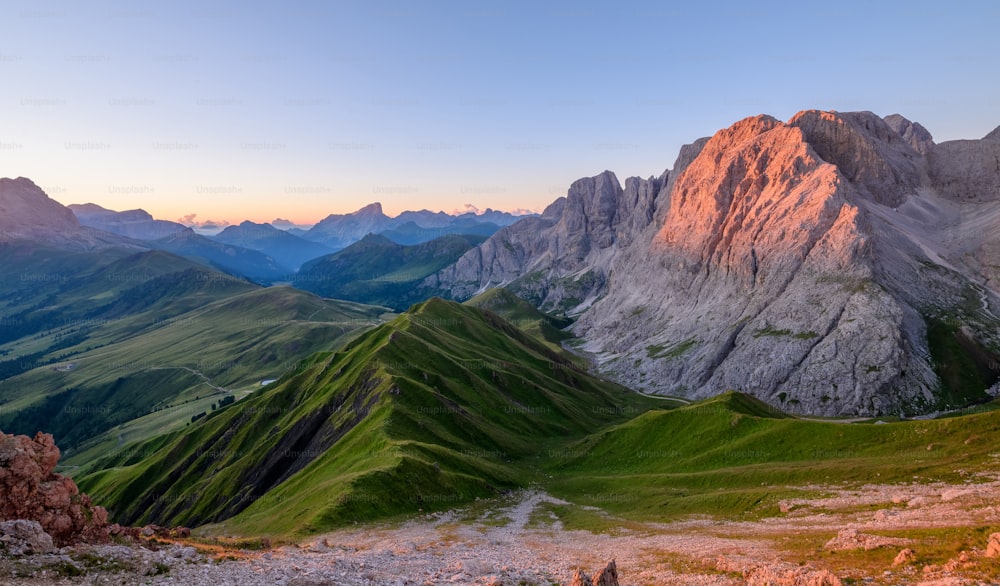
[430,110,1000,416]
[884,113,934,155]
[425,170,666,313]
[576,111,999,416]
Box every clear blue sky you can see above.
[2,0,998,225]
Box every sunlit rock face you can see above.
[575,110,1000,416]
[430,110,1000,416]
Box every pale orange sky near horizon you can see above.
[5,2,997,229]
[37,176,554,227]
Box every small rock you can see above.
[0,520,55,555]
[570,569,595,586]
[892,548,916,566]
[169,526,192,538]
[941,489,971,502]
[986,532,1000,557]
[593,559,619,586]
[170,546,198,561]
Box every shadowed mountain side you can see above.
[212,221,332,271]
[293,234,485,310]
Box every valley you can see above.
[2,108,1000,584]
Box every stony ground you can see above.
[5,478,1000,585]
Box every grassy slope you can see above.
[73,293,1000,542]
[546,391,1000,521]
[0,248,233,345]
[0,246,387,460]
[2,286,386,458]
[464,288,575,357]
[77,298,665,537]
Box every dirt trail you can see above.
[7,480,1000,584]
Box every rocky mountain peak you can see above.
[0,177,81,236]
[356,202,385,217]
[928,125,1000,203]
[789,109,924,207]
[591,110,998,414]
[883,113,935,154]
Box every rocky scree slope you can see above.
[431,111,1000,416]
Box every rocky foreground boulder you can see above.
[0,430,109,547]
[569,559,619,586]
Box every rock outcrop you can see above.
[0,431,109,546]
[986,532,1000,557]
[431,110,1000,416]
[884,113,934,155]
[0,520,54,555]
[744,564,842,586]
[0,178,129,249]
[69,203,186,240]
[425,170,666,313]
[823,528,911,551]
[569,559,619,586]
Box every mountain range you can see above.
[426,110,1000,417]
[3,108,999,423]
[66,200,528,276]
[3,108,1000,552]
[301,202,525,249]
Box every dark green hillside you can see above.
[0,247,255,346]
[293,234,484,310]
[77,298,663,537]
[0,286,386,457]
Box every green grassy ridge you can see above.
[464,288,575,356]
[78,298,663,537]
[76,346,395,528]
[1,284,386,457]
[293,234,485,310]
[544,391,1000,521]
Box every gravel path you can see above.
[6,479,1000,585]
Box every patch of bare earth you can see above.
[7,480,1000,584]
